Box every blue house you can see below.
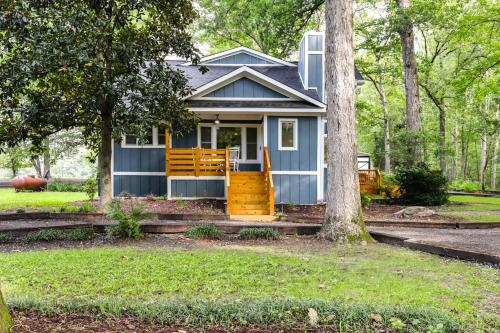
[112,31,367,216]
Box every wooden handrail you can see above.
[358,169,382,194]
[225,148,231,214]
[166,147,226,176]
[263,147,275,215]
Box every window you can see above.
[200,127,212,148]
[157,125,167,145]
[122,127,164,147]
[246,127,258,160]
[278,118,298,150]
[217,127,241,149]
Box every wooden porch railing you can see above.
[225,149,231,214]
[263,147,275,215]
[358,169,382,194]
[166,147,227,176]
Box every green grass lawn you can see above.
[0,243,498,330]
[439,195,500,222]
[0,188,88,211]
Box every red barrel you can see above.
[11,175,47,191]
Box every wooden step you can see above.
[229,203,269,210]
[229,193,267,201]
[229,209,270,215]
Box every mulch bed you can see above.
[11,311,337,333]
[118,198,225,215]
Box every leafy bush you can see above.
[449,180,481,193]
[186,223,224,240]
[66,228,95,241]
[381,172,398,186]
[360,191,372,208]
[16,208,25,213]
[0,233,11,243]
[82,177,98,200]
[239,227,280,240]
[395,163,449,206]
[59,205,79,213]
[78,202,96,213]
[47,181,84,192]
[25,228,95,242]
[106,201,148,239]
[25,229,66,242]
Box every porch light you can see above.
[214,115,220,125]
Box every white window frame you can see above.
[121,127,166,148]
[323,119,327,168]
[278,118,298,151]
[196,123,262,163]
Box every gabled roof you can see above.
[182,46,297,67]
[185,66,325,108]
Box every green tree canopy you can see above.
[0,0,202,202]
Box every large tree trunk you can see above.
[438,104,446,175]
[396,0,422,165]
[451,109,458,180]
[480,97,490,191]
[379,79,391,173]
[43,138,50,179]
[0,290,11,333]
[98,107,113,206]
[31,157,42,178]
[321,0,367,242]
[491,102,499,190]
[460,116,468,180]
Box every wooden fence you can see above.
[359,169,382,194]
[166,148,227,176]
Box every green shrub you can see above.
[395,163,449,206]
[449,180,481,193]
[381,172,398,186]
[0,233,11,243]
[186,223,224,240]
[16,208,25,213]
[47,181,84,192]
[25,229,66,242]
[239,227,280,240]
[66,228,95,241]
[59,205,78,213]
[360,191,372,208]
[82,177,98,200]
[106,201,148,239]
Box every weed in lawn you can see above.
[0,233,11,243]
[77,202,96,213]
[239,228,280,240]
[175,200,188,210]
[186,223,224,239]
[106,201,149,239]
[59,205,78,213]
[25,229,66,242]
[15,208,25,213]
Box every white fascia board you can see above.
[188,108,325,114]
[182,46,297,67]
[186,66,325,108]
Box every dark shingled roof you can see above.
[187,100,321,109]
[167,60,363,103]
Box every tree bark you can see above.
[438,104,446,175]
[491,101,499,190]
[451,109,458,180]
[480,97,490,191]
[0,289,11,333]
[43,138,50,179]
[31,157,42,178]
[396,0,422,165]
[98,106,113,206]
[379,79,391,173]
[321,0,367,242]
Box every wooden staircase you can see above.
[225,147,275,217]
[227,172,271,215]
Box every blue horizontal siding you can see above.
[171,180,224,198]
[273,174,317,204]
[172,130,197,148]
[268,116,318,171]
[113,143,165,172]
[206,78,286,98]
[113,175,168,197]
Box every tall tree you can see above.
[491,100,499,190]
[395,0,422,164]
[0,0,200,204]
[321,0,367,242]
[197,0,324,58]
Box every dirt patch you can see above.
[0,233,336,254]
[119,198,225,215]
[11,310,336,333]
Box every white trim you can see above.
[271,170,317,175]
[189,108,325,114]
[186,66,325,108]
[114,172,165,176]
[111,140,115,198]
[278,118,298,151]
[263,115,268,147]
[317,116,324,201]
[182,46,297,67]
